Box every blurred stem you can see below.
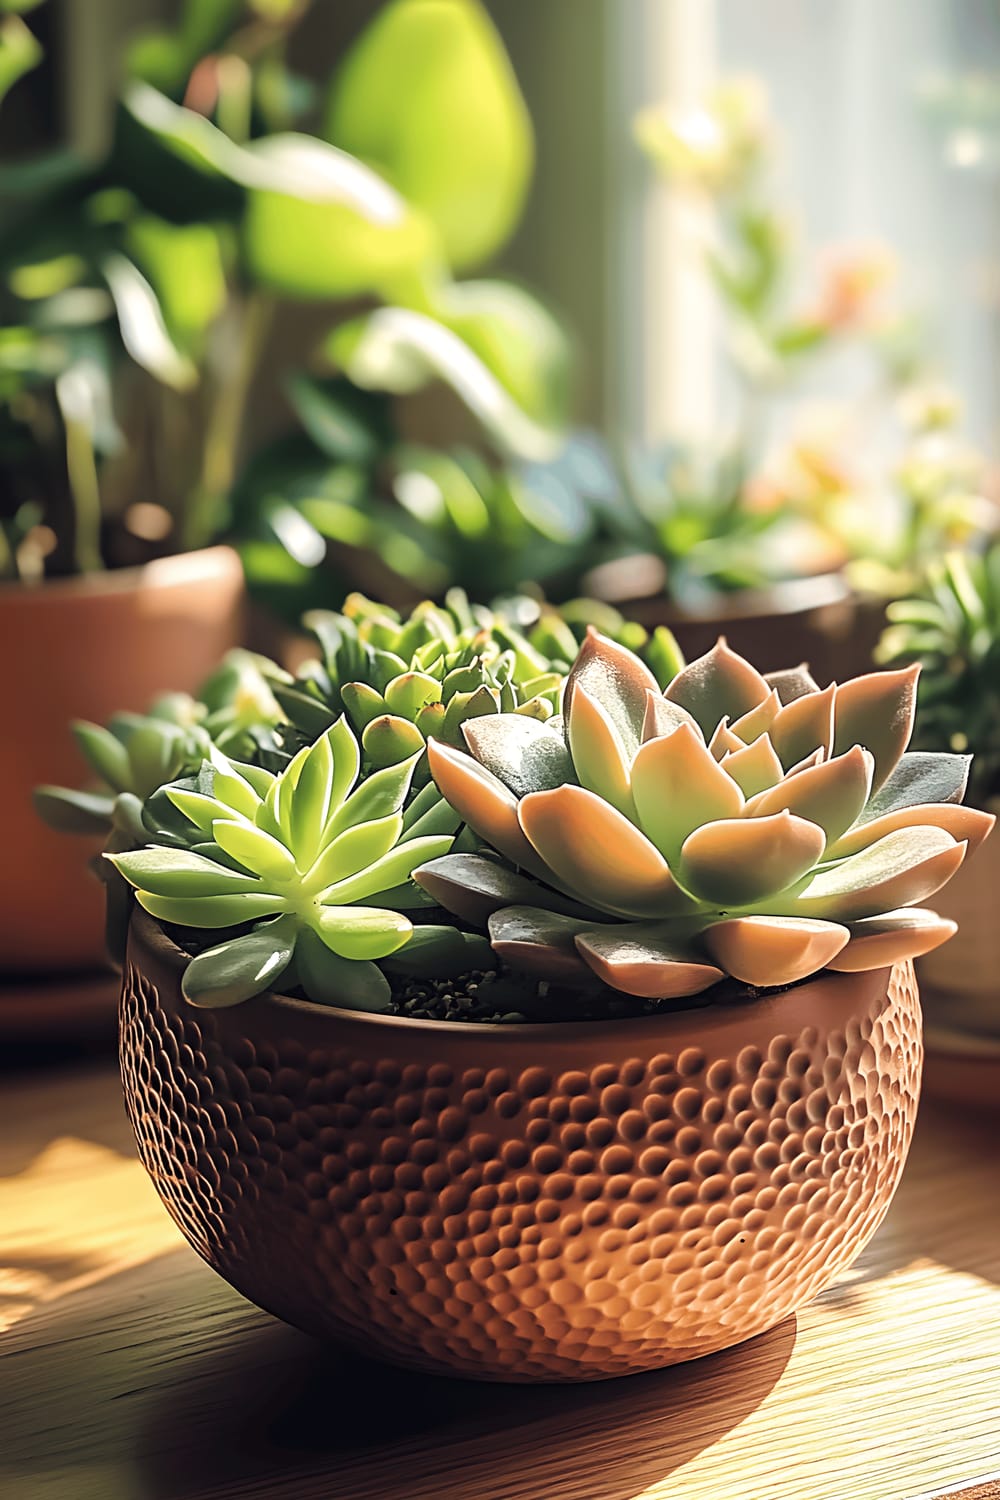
[185,292,274,552]
[64,416,104,574]
[0,524,14,581]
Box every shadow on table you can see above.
[136,1313,796,1500]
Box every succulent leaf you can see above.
[664,639,770,738]
[641,690,701,743]
[461,713,573,797]
[855,750,970,824]
[745,745,874,845]
[426,737,545,874]
[703,916,850,987]
[565,628,659,757]
[574,926,723,999]
[181,918,297,1008]
[827,907,958,972]
[295,927,392,1011]
[768,682,836,769]
[312,904,413,960]
[488,906,595,983]
[825,801,994,860]
[415,851,595,925]
[566,681,636,818]
[792,827,965,921]
[631,723,743,859]
[109,847,264,897]
[135,891,283,927]
[832,664,920,793]
[764,664,821,705]
[730,689,781,744]
[518,786,696,918]
[720,733,784,799]
[679,812,826,906]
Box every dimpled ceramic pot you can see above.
[120,910,922,1383]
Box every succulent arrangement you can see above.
[877,545,1000,807]
[40,594,991,1014]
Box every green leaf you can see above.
[327,308,563,462]
[288,731,334,862]
[33,786,115,835]
[792,827,963,922]
[382,924,494,978]
[126,216,227,350]
[460,713,572,797]
[212,820,296,882]
[312,903,412,960]
[181,918,297,1008]
[328,750,421,835]
[304,812,405,892]
[317,833,454,905]
[72,721,132,793]
[362,715,427,768]
[109,846,265,897]
[136,890,283,927]
[285,374,385,463]
[0,14,42,110]
[242,134,436,300]
[323,0,532,270]
[209,753,262,818]
[854,751,971,825]
[165,785,234,835]
[101,253,198,391]
[295,927,392,1011]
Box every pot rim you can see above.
[131,907,893,1046]
[584,567,852,624]
[0,543,242,607]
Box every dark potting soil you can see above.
[165,923,785,1026]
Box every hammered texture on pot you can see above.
[120,912,922,1382]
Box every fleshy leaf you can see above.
[792,827,966,921]
[304,813,405,891]
[853,751,971,825]
[33,786,115,835]
[679,812,826,907]
[295,926,392,1011]
[631,722,743,859]
[825,802,994,860]
[827,907,958,972]
[317,834,453,904]
[664,639,771,738]
[212,820,297,883]
[769,683,836,770]
[745,745,875,845]
[328,749,421,836]
[382,925,495,978]
[462,713,573,796]
[641,690,701,744]
[564,629,660,758]
[704,915,850,987]
[313,903,412,960]
[181,918,296,1008]
[488,906,594,983]
[136,891,282,927]
[764,664,820,705]
[518,785,696,917]
[413,852,590,924]
[832,665,920,793]
[574,925,723,998]
[707,717,744,761]
[427,737,546,875]
[166,786,236,835]
[720,734,784,799]
[109,847,264,897]
[566,681,635,819]
[730,690,781,745]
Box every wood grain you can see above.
[0,1057,997,1500]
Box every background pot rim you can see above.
[0,543,242,607]
[131,907,894,1046]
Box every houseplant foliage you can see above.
[419,631,993,995]
[1,0,568,584]
[877,545,1000,807]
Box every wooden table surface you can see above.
[1,1055,998,1500]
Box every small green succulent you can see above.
[109,719,484,1010]
[418,630,994,997]
[266,589,565,769]
[877,546,1000,807]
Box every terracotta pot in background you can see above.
[616,575,886,684]
[121,911,921,1383]
[919,819,1000,1058]
[0,546,245,975]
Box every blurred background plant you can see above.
[877,544,1000,807]
[634,76,998,602]
[0,0,571,586]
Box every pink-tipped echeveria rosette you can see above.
[416,632,994,1000]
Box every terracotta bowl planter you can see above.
[1,547,245,974]
[121,911,922,1382]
